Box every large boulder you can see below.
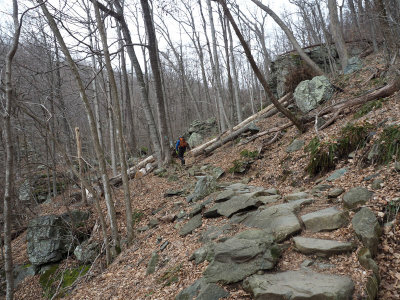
[352,208,381,256]
[175,278,229,300]
[186,176,216,203]
[243,270,354,300]
[74,240,100,263]
[343,187,372,209]
[188,132,204,148]
[203,229,280,284]
[231,199,313,242]
[26,211,90,266]
[294,75,334,113]
[344,57,363,74]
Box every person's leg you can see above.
[178,148,185,165]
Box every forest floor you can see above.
[10,53,400,299]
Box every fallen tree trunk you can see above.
[241,122,293,145]
[190,94,292,157]
[203,123,260,155]
[316,75,400,130]
[109,155,154,186]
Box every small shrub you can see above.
[335,123,374,158]
[305,138,337,176]
[376,125,400,164]
[240,149,259,159]
[229,160,245,174]
[354,100,383,119]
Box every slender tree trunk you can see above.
[39,0,121,253]
[3,1,20,298]
[251,0,324,76]
[75,127,88,205]
[93,2,134,244]
[140,0,171,164]
[95,0,163,166]
[348,0,361,34]
[328,0,349,70]
[216,0,305,132]
[207,0,231,131]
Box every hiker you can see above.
[175,136,190,165]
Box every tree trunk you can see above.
[39,0,121,253]
[3,1,20,298]
[140,0,171,164]
[250,0,324,76]
[75,127,88,205]
[217,0,305,132]
[94,2,134,244]
[328,0,349,70]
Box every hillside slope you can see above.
[12,53,400,300]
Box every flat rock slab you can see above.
[284,191,310,201]
[175,278,229,300]
[301,207,348,232]
[326,168,347,182]
[293,237,354,257]
[243,270,354,300]
[231,199,313,242]
[352,208,381,256]
[179,214,203,236]
[203,229,280,284]
[343,187,372,209]
[286,139,305,153]
[328,187,345,198]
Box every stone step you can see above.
[293,236,355,257]
[243,270,354,300]
[301,206,349,232]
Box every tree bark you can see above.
[328,0,349,70]
[75,127,88,206]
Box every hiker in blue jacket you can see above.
[175,137,190,165]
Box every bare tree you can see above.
[328,0,348,70]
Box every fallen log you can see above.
[203,123,260,155]
[241,122,293,145]
[109,155,154,186]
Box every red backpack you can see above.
[179,138,187,148]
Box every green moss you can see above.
[354,100,383,119]
[305,123,373,176]
[132,210,144,226]
[39,265,89,299]
[376,125,400,164]
[158,264,182,287]
[240,149,259,159]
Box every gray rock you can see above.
[343,187,372,209]
[344,56,363,74]
[188,132,204,148]
[301,207,349,232]
[358,247,379,277]
[363,173,380,181]
[352,208,381,256]
[26,211,90,265]
[154,168,167,176]
[284,191,310,201]
[13,264,38,286]
[328,187,345,198]
[326,168,348,181]
[231,199,313,242]
[300,259,314,268]
[146,252,159,275]
[176,210,187,220]
[160,241,169,251]
[264,188,279,195]
[148,218,159,228]
[179,214,203,236]
[18,179,32,202]
[214,190,235,203]
[367,143,381,162]
[201,225,232,242]
[74,240,100,263]
[203,229,280,284]
[243,270,354,300]
[286,139,305,153]
[312,184,333,192]
[190,246,210,265]
[175,278,229,300]
[293,237,354,257]
[365,274,379,300]
[294,75,334,113]
[395,161,400,172]
[371,178,384,190]
[187,176,216,203]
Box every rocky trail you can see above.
[9,52,400,300]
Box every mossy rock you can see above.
[158,263,182,286]
[40,264,89,299]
